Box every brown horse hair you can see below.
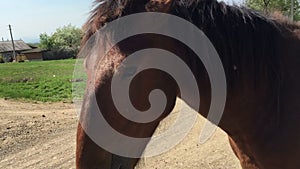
[269,11,300,31]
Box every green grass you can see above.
[0,59,84,102]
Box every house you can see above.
[0,40,45,61]
[21,48,46,61]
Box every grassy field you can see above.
[0,59,78,102]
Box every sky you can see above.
[0,0,243,43]
[0,0,94,43]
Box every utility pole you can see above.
[8,24,16,61]
[291,0,294,21]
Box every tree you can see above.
[246,0,300,21]
[39,24,83,60]
[51,24,83,50]
[39,33,54,50]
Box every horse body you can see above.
[77,0,300,168]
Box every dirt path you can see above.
[0,99,241,169]
[0,99,77,169]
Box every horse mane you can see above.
[269,11,300,30]
[82,0,148,44]
[82,0,299,47]
[82,0,299,89]
[172,0,284,83]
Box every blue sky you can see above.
[0,0,94,42]
[0,0,243,43]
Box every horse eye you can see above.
[122,66,137,77]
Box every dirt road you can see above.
[0,98,240,169]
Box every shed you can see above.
[21,48,46,61]
[0,40,31,53]
[0,40,44,61]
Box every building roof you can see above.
[21,48,46,54]
[0,40,32,53]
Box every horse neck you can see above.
[178,3,287,135]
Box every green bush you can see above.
[43,47,77,60]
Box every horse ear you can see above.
[145,0,174,13]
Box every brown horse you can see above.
[76,0,300,168]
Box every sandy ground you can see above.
[0,98,241,169]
